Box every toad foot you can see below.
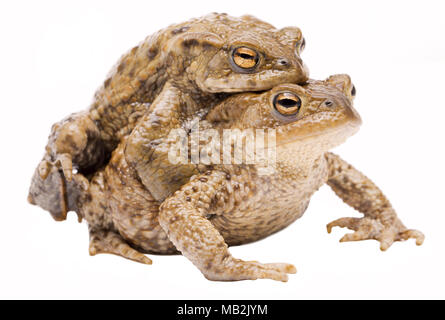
[89,229,152,265]
[327,216,424,251]
[203,258,296,282]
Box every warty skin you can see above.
[28,74,424,281]
[29,13,309,221]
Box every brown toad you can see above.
[30,13,309,220]
[29,74,424,281]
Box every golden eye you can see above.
[232,47,259,69]
[273,92,301,116]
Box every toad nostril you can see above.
[351,85,356,97]
[325,100,334,107]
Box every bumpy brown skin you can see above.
[90,13,307,151]
[30,74,423,282]
[30,13,309,217]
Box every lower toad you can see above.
[28,74,424,281]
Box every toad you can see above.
[31,13,309,220]
[28,74,424,281]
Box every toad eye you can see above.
[273,92,302,116]
[232,47,259,70]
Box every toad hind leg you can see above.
[88,228,152,265]
[159,171,296,282]
[325,152,424,251]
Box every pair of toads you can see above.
[28,13,424,282]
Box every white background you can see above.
[0,0,444,299]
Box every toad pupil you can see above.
[278,98,299,108]
[238,53,254,59]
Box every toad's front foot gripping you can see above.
[40,111,105,181]
[158,170,296,282]
[29,112,105,218]
[37,153,74,182]
[28,160,88,222]
[327,216,424,251]
[89,228,152,265]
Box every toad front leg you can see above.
[37,111,105,182]
[158,171,296,282]
[126,81,200,201]
[37,101,149,183]
[325,152,424,251]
